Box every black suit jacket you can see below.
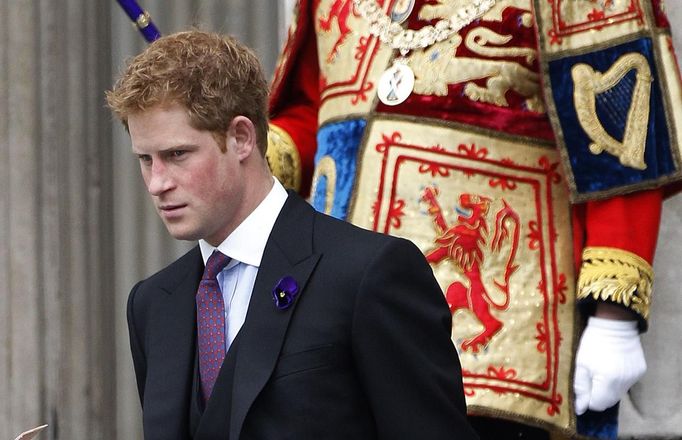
[127,192,477,439]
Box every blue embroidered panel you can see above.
[549,38,675,195]
[311,118,367,219]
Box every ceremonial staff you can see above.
[114,0,161,42]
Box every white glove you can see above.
[573,316,646,415]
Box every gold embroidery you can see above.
[407,35,544,112]
[571,52,652,170]
[310,156,337,215]
[348,116,575,430]
[418,0,534,28]
[266,124,302,191]
[465,27,536,64]
[577,246,653,320]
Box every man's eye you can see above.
[170,150,186,158]
[138,155,152,164]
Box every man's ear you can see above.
[228,116,258,161]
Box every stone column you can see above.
[1,0,282,438]
[0,0,115,439]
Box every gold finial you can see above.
[136,11,151,29]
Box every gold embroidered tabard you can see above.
[315,0,393,123]
[313,0,547,124]
[348,116,577,433]
[272,0,682,434]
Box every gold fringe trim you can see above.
[577,247,653,320]
[266,124,302,191]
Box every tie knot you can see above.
[203,250,231,280]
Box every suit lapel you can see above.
[147,247,203,439]
[229,193,320,440]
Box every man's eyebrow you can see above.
[131,144,198,155]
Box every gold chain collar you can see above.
[353,0,496,55]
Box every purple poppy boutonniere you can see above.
[272,276,299,310]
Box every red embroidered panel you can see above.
[368,131,568,415]
[547,0,644,44]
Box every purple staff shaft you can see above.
[115,0,161,42]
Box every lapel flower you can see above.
[272,276,299,310]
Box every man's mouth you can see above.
[158,204,187,214]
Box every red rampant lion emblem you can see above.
[318,0,359,62]
[422,187,521,353]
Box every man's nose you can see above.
[147,162,174,196]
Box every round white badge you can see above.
[377,63,415,106]
[391,0,415,24]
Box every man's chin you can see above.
[164,225,200,242]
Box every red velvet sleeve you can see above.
[571,188,663,329]
[572,189,663,268]
[269,5,321,197]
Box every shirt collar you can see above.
[199,177,288,268]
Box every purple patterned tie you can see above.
[196,250,231,403]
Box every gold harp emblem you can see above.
[571,53,653,170]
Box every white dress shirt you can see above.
[198,178,288,351]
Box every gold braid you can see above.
[266,124,302,191]
[577,246,653,321]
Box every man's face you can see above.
[128,103,247,245]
